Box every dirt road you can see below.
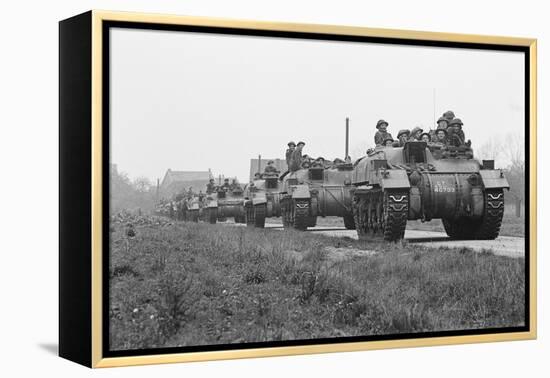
[256,223,525,258]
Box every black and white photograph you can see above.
[106,24,528,354]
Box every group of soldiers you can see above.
[205,177,243,194]
[284,141,351,172]
[373,110,469,149]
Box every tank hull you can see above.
[280,164,355,230]
[351,141,509,241]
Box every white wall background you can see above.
[0,0,547,377]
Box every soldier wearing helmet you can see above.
[442,110,456,123]
[434,128,448,146]
[285,141,296,167]
[447,118,465,146]
[221,178,231,190]
[264,160,279,175]
[289,141,305,171]
[437,116,449,130]
[396,129,410,147]
[383,137,395,147]
[409,126,423,141]
[206,178,216,194]
[374,119,393,146]
[430,116,449,142]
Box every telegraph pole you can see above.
[345,117,350,159]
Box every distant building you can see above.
[249,158,287,181]
[159,169,212,198]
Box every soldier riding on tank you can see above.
[206,178,216,194]
[420,132,431,143]
[409,126,423,141]
[383,137,395,147]
[285,141,296,167]
[395,129,410,147]
[289,142,305,172]
[442,110,456,123]
[374,119,393,146]
[447,118,465,147]
[430,116,449,141]
[264,160,279,175]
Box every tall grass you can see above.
[109,219,525,350]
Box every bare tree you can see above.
[133,176,153,193]
[477,135,503,162]
[503,133,525,172]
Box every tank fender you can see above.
[479,170,510,189]
[291,184,311,199]
[379,169,411,190]
[206,199,218,208]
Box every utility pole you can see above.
[258,154,262,174]
[345,117,350,159]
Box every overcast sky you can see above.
[110,28,525,184]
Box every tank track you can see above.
[383,191,409,241]
[281,196,291,228]
[443,189,504,240]
[343,214,356,230]
[292,199,310,231]
[245,204,255,227]
[475,189,504,239]
[207,208,218,224]
[254,204,267,228]
[352,188,408,241]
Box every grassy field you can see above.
[109,216,525,351]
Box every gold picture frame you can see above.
[59,10,537,368]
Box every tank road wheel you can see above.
[353,194,367,238]
[443,189,504,240]
[353,191,383,239]
[292,199,310,231]
[245,205,255,227]
[353,189,408,241]
[343,214,356,230]
[281,196,291,228]
[207,208,218,224]
[254,204,267,228]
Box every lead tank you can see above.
[280,161,355,231]
[351,141,509,241]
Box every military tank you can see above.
[200,192,219,224]
[185,196,201,222]
[213,186,246,223]
[280,161,355,231]
[243,172,283,228]
[351,141,509,241]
